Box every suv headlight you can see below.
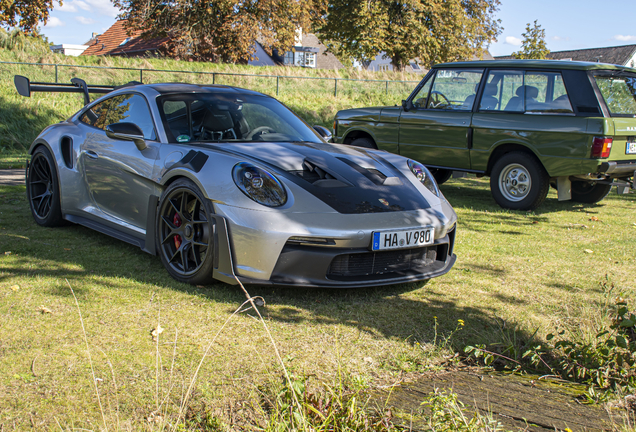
[232,162,287,207]
[407,160,439,197]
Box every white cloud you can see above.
[43,17,65,28]
[614,35,636,42]
[504,36,522,46]
[56,0,90,12]
[84,0,120,17]
[75,16,96,25]
[551,36,570,42]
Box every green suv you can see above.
[334,60,636,210]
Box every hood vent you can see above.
[290,159,350,188]
[336,157,402,186]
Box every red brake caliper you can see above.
[173,213,182,249]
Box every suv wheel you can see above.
[350,137,376,149]
[430,168,452,185]
[571,181,612,204]
[490,152,549,211]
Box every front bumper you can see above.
[214,200,458,287]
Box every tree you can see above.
[0,0,59,34]
[316,0,502,71]
[512,20,549,60]
[114,0,327,63]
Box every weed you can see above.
[421,389,506,431]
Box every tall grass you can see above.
[0,32,421,154]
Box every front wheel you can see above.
[156,179,216,285]
[571,181,612,204]
[490,152,549,211]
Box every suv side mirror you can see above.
[106,122,147,151]
[401,99,415,112]
[313,125,333,142]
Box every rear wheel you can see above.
[157,179,216,285]
[429,168,452,185]
[350,137,376,149]
[27,146,65,227]
[571,181,612,204]
[490,152,549,211]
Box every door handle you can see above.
[84,150,99,159]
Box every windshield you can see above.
[157,92,324,144]
[594,73,636,117]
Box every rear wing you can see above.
[14,75,140,105]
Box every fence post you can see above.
[140,69,143,83]
[386,80,388,95]
[334,78,338,97]
[213,73,216,84]
[55,64,58,83]
[276,76,279,96]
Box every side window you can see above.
[427,69,484,111]
[412,78,432,108]
[79,98,112,129]
[525,72,574,114]
[481,70,524,111]
[107,94,157,140]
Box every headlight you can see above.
[232,162,287,207]
[407,160,439,197]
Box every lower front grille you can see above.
[327,247,438,279]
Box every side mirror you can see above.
[106,122,147,151]
[313,125,333,142]
[401,99,415,112]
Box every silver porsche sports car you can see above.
[15,75,457,288]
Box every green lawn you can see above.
[1,177,635,429]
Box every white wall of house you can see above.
[50,44,88,56]
[627,51,636,68]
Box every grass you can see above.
[0,40,420,162]
[1,175,635,429]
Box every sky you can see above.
[40,0,636,56]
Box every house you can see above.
[50,44,89,56]
[494,44,636,67]
[363,50,494,73]
[82,21,343,70]
[81,20,169,57]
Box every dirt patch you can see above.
[373,369,624,431]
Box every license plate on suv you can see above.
[371,228,434,251]
[627,139,636,155]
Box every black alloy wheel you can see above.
[27,146,65,227]
[157,179,216,284]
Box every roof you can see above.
[301,33,344,69]
[494,45,636,66]
[433,59,636,72]
[546,45,636,65]
[82,20,168,57]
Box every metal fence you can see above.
[1,60,420,98]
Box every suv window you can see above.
[424,68,484,111]
[594,73,636,116]
[480,70,573,114]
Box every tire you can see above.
[156,178,216,285]
[350,137,376,149]
[430,168,452,185]
[489,152,549,211]
[26,146,65,227]
[571,181,612,204]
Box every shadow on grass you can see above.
[0,184,530,350]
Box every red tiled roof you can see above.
[82,20,168,56]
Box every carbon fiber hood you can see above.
[216,141,432,214]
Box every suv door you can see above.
[78,93,160,230]
[398,68,484,170]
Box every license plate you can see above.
[627,141,636,155]
[371,227,434,251]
